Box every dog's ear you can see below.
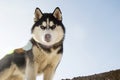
[34,7,43,22]
[53,7,62,21]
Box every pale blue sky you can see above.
[0,0,120,79]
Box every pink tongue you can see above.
[45,34,51,42]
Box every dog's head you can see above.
[31,7,65,47]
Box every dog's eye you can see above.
[50,25,56,30]
[40,26,46,30]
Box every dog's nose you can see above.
[45,34,51,42]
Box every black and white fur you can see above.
[0,7,65,80]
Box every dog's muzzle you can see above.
[45,34,51,42]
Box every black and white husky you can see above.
[0,7,65,80]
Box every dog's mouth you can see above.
[44,34,51,42]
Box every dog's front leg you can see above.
[43,64,57,80]
[25,58,38,80]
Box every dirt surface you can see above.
[62,69,120,80]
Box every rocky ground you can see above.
[62,69,120,80]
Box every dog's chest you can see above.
[32,46,62,73]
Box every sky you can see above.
[0,0,120,80]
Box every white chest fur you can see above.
[32,46,62,74]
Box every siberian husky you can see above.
[0,7,65,80]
